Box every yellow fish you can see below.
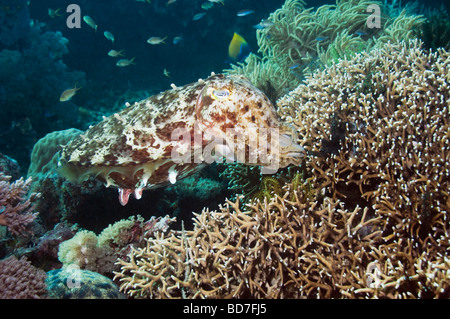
[116,57,135,67]
[163,68,170,77]
[60,83,81,102]
[104,31,115,44]
[83,16,98,32]
[147,36,167,45]
[228,32,251,62]
[108,49,124,57]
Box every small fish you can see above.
[289,63,300,70]
[166,0,176,4]
[104,31,115,44]
[201,2,214,10]
[135,0,151,3]
[116,57,135,67]
[163,69,170,77]
[83,16,98,32]
[355,30,367,36]
[253,19,274,29]
[315,36,329,42]
[48,8,61,19]
[172,36,183,45]
[147,36,167,44]
[228,32,251,62]
[60,83,81,102]
[237,9,254,17]
[193,12,206,20]
[108,49,124,57]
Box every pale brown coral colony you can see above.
[112,1,449,298]
[277,40,450,298]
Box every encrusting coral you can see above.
[46,267,123,299]
[114,39,449,299]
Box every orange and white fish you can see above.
[60,83,81,102]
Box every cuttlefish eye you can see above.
[211,89,230,101]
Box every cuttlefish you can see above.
[58,74,304,205]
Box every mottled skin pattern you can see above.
[58,74,303,205]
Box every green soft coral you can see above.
[225,0,425,95]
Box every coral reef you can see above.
[0,255,47,299]
[114,40,449,299]
[277,39,449,233]
[46,267,123,299]
[58,215,175,275]
[226,0,425,96]
[0,172,39,236]
[17,222,77,271]
[115,182,448,298]
[58,229,117,275]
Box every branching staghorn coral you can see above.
[278,39,449,239]
[114,186,383,299]
[277,39,449,297]
[114,180,449,298]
